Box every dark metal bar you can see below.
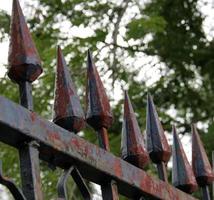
[97,127,110,151]
[85,50,119,200]
[101,180,119,200]
[97,128,119,200]
[57,166,91,200]
[19,82,33,110]
[0,160,26,200]
[202,186,211,200]
[156,162,168,182]
[0,96,198,200]
[18,82,43,200]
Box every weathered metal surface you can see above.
[19,82,33,110]
[121,91,149,169]
[53,46,85,133]
[85,50,119,199]
[192,124,214,186]
[8,0,42,83]
[101,180,119,200]
[146,94,171,163]
[172,126,198,193]
[201,186,211,200]
[146,94,171,181]
[0,96,198,200]
[0,161,26,200]
[19,141,43,200]
[57,166,91,200]
[97,127,110,151]
[86,50,113,130]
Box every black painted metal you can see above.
[0,161,26,200]
[202,186,211,200]
[0,0,213,199]
[18,82,43,200]
[57,166,91,200]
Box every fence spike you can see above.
[146,93,171,163]
[8,0,42,83]
[85,50,119,199]
[121,91,149,169]
[192,124,214,186]
[86,49,113,131]
[53,46,85,133]
[172,126,198,194]
[146,93,171,181]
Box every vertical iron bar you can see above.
[157,162,168,182]
[19,82,33,110]
[18,81,43,200]
[202,186,211,200]
[101,180,119,200]
[97,128,119,200]
[97,127,110,151]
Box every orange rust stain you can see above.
[114,160,122,177]
[30,111,37,122]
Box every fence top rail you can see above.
[0,95,198,200]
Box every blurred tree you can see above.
[0,0,213,199]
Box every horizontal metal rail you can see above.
[0,95,198,200]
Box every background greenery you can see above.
[0,0,214,199]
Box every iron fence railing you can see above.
[0,0,214,199]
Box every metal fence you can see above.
[0,0,214,199]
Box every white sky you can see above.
[0,0,213,199]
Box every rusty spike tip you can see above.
[191,124,214,186]
[53,46,85,133]
[146,93,171,163]
[121,91,149,169]
[86,49,113,130]
[172,125,198,193]
[8,0,42,83]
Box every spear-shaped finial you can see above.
[86,49,113,131]
[146,93,171,181]
[172,126,198,194]
[192,124,214,199]
[85,50,118,199]
[53,46,85,133]
[8,0,42,83]
[121,91,149,169]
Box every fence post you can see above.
[8,0,43,199]
[86,50,119,200]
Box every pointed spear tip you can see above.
[191,125,214,186]
[87,49,93,68]
[121,92,149,169]
[53,47,85,133]
[8,0,42,83]
[146,93,171,163]
[172,126,198,193]
[85,49,113,130]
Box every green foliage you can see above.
[0,0,214,199]
[127,16,167,39]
